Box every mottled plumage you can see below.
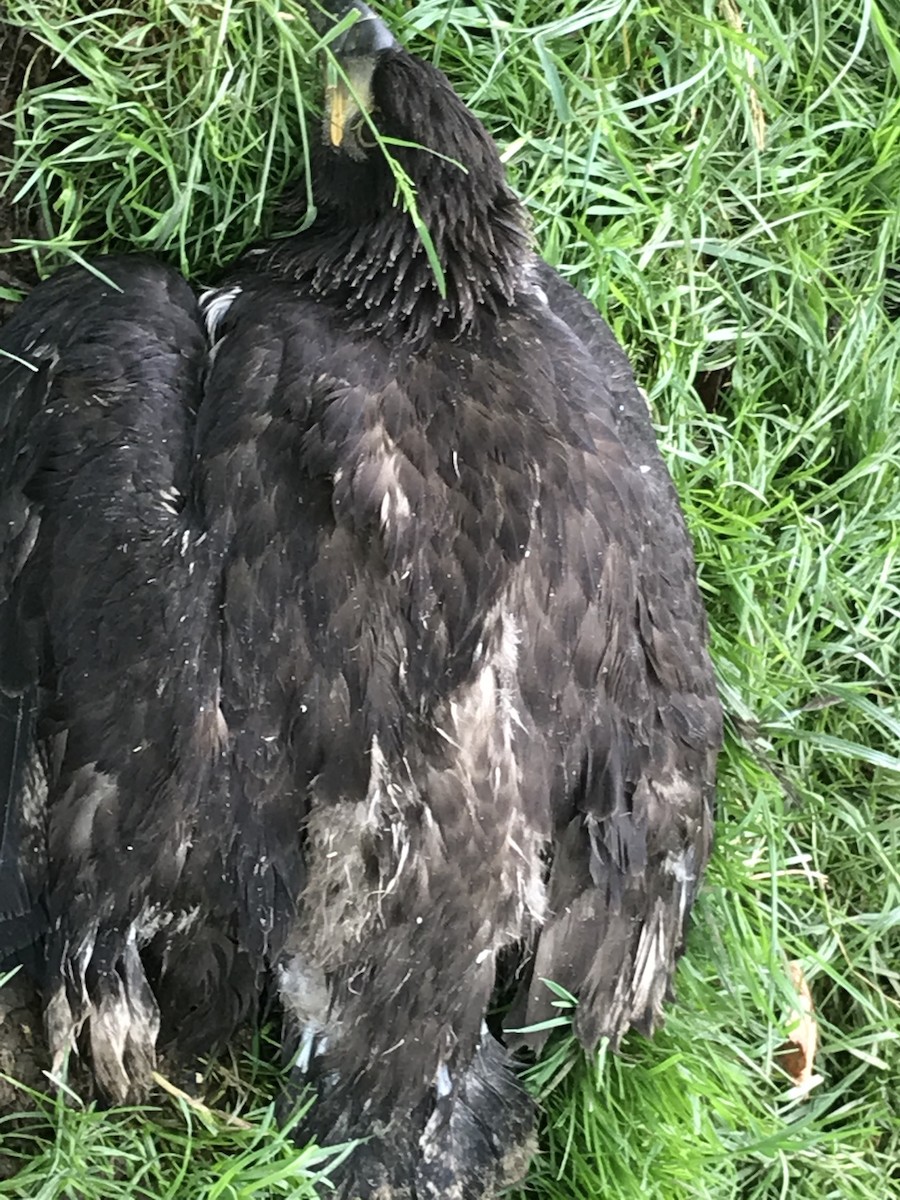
[0,5,721,1196]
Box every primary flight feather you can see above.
[0,4,721,1196]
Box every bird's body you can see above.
[0,6,721,1196]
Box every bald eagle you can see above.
[0,3,721,1196]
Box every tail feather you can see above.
[283,1028,535,1200]
[416,1035,536,1200]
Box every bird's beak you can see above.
[321,1,396,149]
[325,59,375,150]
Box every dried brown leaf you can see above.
[775,960,824,1099]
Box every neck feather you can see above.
[259,50,531,343]
[261,191,528,343]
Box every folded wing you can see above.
[507,265,722,1049]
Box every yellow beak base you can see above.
[324,60,376,150]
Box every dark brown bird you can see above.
[0,4,721,1196]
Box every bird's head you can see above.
[275,2,530,341]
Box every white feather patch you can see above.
[199,285,241,340]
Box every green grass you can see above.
[1,0,899,1197]
[0,1021,346,1197]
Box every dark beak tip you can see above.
[320,1,397,58]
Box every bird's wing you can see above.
[0,260,210,1039]
[0,342,57,960]
[508,266,722,1050]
